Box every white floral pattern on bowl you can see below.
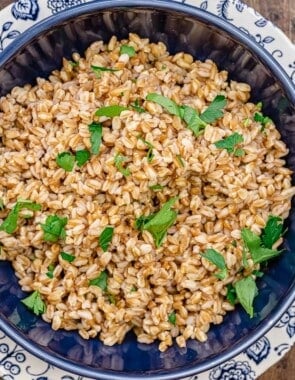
[0,1,294,379]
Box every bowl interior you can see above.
[0,2,295,379]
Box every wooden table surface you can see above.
[0,0,294,379]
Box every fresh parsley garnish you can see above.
[120,45,136,57]
[201,248,228,280]
[89,270,108,291]
[0,199,4,211]
[243,118,251,127]
[149,184,164,191]
[56,152,75,172]
[226,284,237,305]
[168,311,176,325]
[69,60,79,67]
[88,122,103,154]
[200,95,227,124]
[136,197,178,247]
[261,215,284,249]
[130,285,137,292]
[75,149,91,167]
[114,153,131,177]
[242,246,249,268]
[108,293,116,304]
[95,105,129,117]
[131,99,145,113]
[21,290,46,315]
[146,93,226,136]
[99,227,114,252]
[256,102,263,111]
[60,251,75,262]
[91,65,118,78]
[135,214,155,231]
[176,154,185,167]
[41,215,68,242]
[146,93,181,116]
[180,105,207,136]
[254,112,272,131]
[214,132,244,156]
[252,270,264,278]
[0,200,41,234]
[241,227,281,264]
[138,136,154,163]
[234,276,258,318]
[46,264,55,279]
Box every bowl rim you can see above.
[0,0,295,379]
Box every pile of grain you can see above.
[0,34,294,351]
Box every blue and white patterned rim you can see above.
[0,1,294,379]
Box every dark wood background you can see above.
[0,0,294,379]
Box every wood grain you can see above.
[0,1,294,379]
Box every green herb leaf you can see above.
[69,60,79,67]
[256,101,263,111]
[200,95,227,124]
[0,199,4,211]
[234,276,258,318]
[61,251,75,262]
[201,248,228,280]
[89,270,108,291]
[254,112,272,131]
[252,269,264,278]
[234,148,245,157]
[88,122,103,154]
[149,184,164,191]
[231,240,237,247]
[146,93,181,117]
[41,215,68,242]
[108,293,116,304]
[138,137,154,163]
[226,284,237,305]
[75,149,91,167]
[176,154,185,167]
[146,94,225,137]
[95,105,129,118]
[214,132,244,155]
[91,65,118,78]
[0,207,19,234]
[131,99,145,113]
[140,197,178,247]
[242,246,249,268]
[181,105,207,136]
[56,152,75,172]
[241,228,261,253]
[135,214,155,231]
[114,153,131,177]
[120,45,136,57]
[250,247,281,264]
[130,285,137,292]
[99,226,114,252]
[243,118,251,127]
[168,311,176,325]
[21,290,46,315]
[0,200,41,234]
[46,264,55,279]
[241,227,280,264]
[261,215,284,249]
[147,148,154,162]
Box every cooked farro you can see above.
[0,34,294,351]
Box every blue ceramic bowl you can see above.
[0,1,295,379]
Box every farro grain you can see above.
[0,34,294,351]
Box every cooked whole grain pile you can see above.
[0,34,294,351]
